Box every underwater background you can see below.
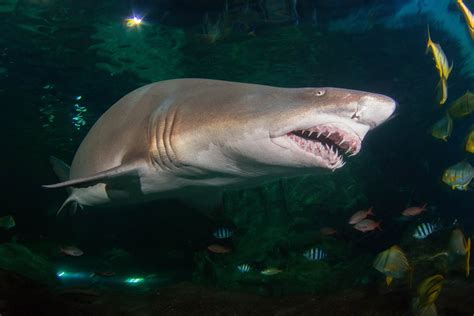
[1,0,474,314]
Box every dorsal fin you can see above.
[49,156,70,182]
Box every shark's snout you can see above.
[357,94,397,129]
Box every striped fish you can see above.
[213,227,234,239]
[303,247,327,261]
[237,264,251,273]
[413,223,436,239]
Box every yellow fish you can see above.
[448,228,471,277]
[417,274,443,307]
[430,113,452,141]
[442,160,474,190]
[426,26,453,105]
[412,274,443,316]
[465,129,474,153]
[448,91,474,118]
[457,0,474,39]
[373,245,411,286]
[426,26,453,80]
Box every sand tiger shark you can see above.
[43,79,396,214]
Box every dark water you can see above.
[1,0,474,314]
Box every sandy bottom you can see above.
[1,269,472,315]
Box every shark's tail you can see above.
[48,156,80,215]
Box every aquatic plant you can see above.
[0,0,17,13]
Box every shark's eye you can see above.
[315,90,325,96]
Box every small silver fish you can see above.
[413,223,437,239]
[60,245,84,256]
[237,264,251,273]
[213,227,234,239]
[303,247,327,261]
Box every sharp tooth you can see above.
[345,148,352,155]
[317,131,322,137]
[327,132,333,137]
[339,140,346,146]
[308,131,313,137]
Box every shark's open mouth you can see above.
[286,124,361,170]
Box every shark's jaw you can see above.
[269,118,366,171]
[286,123,361,170]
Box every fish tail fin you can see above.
[367,206,375,216]
[467,237,471,277]
[436,78,448,106]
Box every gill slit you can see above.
[149,109,166,170]
[164,108,181,168]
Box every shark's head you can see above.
[169,82,396,180]
[266,87,397,172]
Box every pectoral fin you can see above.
[42,163,142,189]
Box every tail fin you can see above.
[48,156,79,215]
[437,78,448,105]
[367,207,374,216]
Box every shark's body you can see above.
[44,79,396,213]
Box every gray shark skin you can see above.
[43,78,396,213]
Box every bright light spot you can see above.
[125,277,144,284]
[56,270,90,280]
[125,16,143,28]
[75,96,82,101]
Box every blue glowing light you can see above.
[56,270,91,280]
[125,277,144,284]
